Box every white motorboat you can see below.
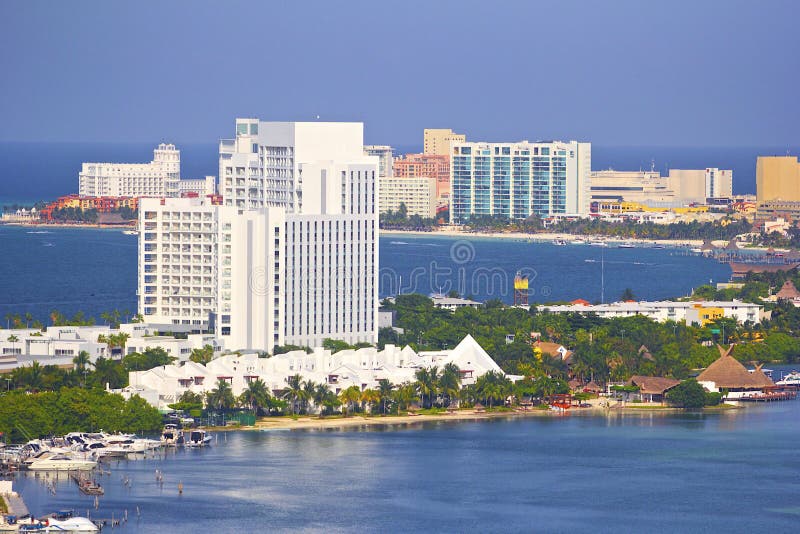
[122,230,139,236]
[28,454,97,471]
[185,429,212,447]
[618,242,635,249]
[161,424,184,446]
[776,371,800,386]
[569,239,585,245]
[44,516,100,532]
[553,238,567,246]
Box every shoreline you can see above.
[210,403,741,433]
[382,228,780,251]
[0,221,134,230]
[1,221,784,253]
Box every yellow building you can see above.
[423,128,465,156]
[756,156,800,202]
[687,304,724,326]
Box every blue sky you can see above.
[0,0,797,147]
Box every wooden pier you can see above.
[731,390,797,402]
[69,472,104,495]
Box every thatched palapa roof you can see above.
[696,345,771,389]
[776,280,800,300]
[628,375,681,395]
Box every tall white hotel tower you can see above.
[138,120,379,352]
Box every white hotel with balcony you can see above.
[138,120,379,353]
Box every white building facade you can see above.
[126,335,513,410]
[450,140,591,223]
[79,143,181,198]
[178,176,217,197]
[379,176,437,217]
[539,300,763,324]
[364,145,394,178]
[140,120,379,352]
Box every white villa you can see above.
[0,323,218,373]
[123,334,516,410]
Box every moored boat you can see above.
[27,454,97,471]
[161,424,184,446]
[776,371,800,387]
[185,429,212,447]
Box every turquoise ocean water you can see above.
[0,225,731,326]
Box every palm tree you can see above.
[72,350,91,371]
[303,380,317,414]
[6,334,20,356]
[313,383,333,417]
[438,363,461,407]
[476,371,510,409]
[338,385,361,417]
[239,378,270,415]
[377,379,394,415]
[206,379,236,412]
[415,366,439,408]
[394,383,419,412]
[284,374,304,415]
[360,389,380,414]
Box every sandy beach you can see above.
[214,400,734,433]
[383,227,719,248]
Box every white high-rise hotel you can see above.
[138,120,379,352]
[79,143,181,198]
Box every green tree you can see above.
[438,363,461,407]
[206,379,236,412]
[377,379,394,415]
[338,385,362,416]
[284,374,305,415]
[620,288,637,301]
[666,379,708,409]
[189,344,215,365]
[238,378,271,415]
[415,366,439,408]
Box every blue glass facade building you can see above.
[450,141,590,224]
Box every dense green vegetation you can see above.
[47,207,99,223]
[379,291,800,385]
[0,388,161,442]
[4,348,175,392]
[380,203,438,231]
[455,213,754,242]
[3,308,136,330]
[666,380,723,409]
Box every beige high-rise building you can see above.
[668,168,733,203]
[756,156,800,202]
[423,128,466,156]
[379,176,437,218]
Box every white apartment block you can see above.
[140,120,379,352]
[451,140,591,223]
[364,145,394,178]
[539,300,763,324]
[125,334,514,410]
[178,176,217,197]
[589,170,676,205]
[379,176,437,218]
[79,143,180,198]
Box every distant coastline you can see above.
[0,220,134,230]
[380,228,772,251]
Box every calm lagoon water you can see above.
[12,394,800,533]
[0,225,730,326]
